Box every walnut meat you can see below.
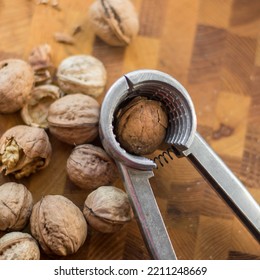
[67,144,118,189]
[0,59,34,113]
[89,0,139,46]
[21,85,62,128]
[0,125,52,179]
[115,97,168,155]
[0,182,33,231]
[83,186,133,233]
[56,55,107,97]
[30,195,87,256]
[0,232,40,260]
[47,93,100,145]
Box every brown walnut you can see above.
[115,97,168,155]
[21,84,62,128]
[83,186,133,233]
[0,59,34,113]
[0,125,52,179]
[0,232,40,260]
[30,195,87,256]
[47,93,100,145]
[89,0,139,46]
[56,55,107,97]
[0,182,33,231]
[67,144,118,189]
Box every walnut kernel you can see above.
[0,125,52,179]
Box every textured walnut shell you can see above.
[48,93,100,145]
[83,186,133,233]
[89,0,139,46]
[115,97,168,155]
[30,195,87,256]
[56,55,107,97]
[0,59,34,113]
[21,85,62,128]
[67,144,118,189]
[0,125,52,179]
[0,182,33,231]
[0,232,40,260]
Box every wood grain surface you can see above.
[0,0,260,260]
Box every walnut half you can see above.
[0,125,52,179]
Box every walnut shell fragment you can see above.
[83,186,133,233]
[0,125,52,179]
[67,144,118,189]
[56,55,107,97]
[115,97,168,155]
[89,0,139,46]
[0,182,33,231]
[21,85,62,128]
[0,232,40,260]
[30,195,87,256]
[0,59,34,113]
[48,93,100,145]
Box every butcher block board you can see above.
[0,0,259,260]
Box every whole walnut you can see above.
[30,195,87,256]
[0,182,33,231]
[89,0,139,46]
[67,144,118,189]
[47,93,100,145]
[0,125,52,179]
[83,186,133,233]
[21,84,62,128]
[115,97,168,155]
[56,55,107,97]
[0,59,34,113]
[0,232,40,260]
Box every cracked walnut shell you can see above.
[0,125,52,179]
[47,93,100,145]
[56,55,107,97]
[89,0,139,46]
[30,195,87,256]
[21,84,62,128]
[67,144,118,189]
[83,186,133,233]
[0,182,33,231]
[0,59,34,113]
[115,97,168,155]
[0,232,40,260]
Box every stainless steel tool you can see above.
[99,69,260,259]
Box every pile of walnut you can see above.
[0,0,166,260]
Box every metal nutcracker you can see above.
[99,69,260,260]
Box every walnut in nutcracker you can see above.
[56,55,107,97]
[89,0,139,46]
[67,144,118,189]
[47,93,100,145]
[0,232,40,260]
[0,59,34,113]
[0,182,33,231]
[115,97,168,155]
[21,84,62,128]
[83,186,133,233]
[30,195,87,256]
[0,125,52,179]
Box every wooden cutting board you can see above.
[0,0,259,260]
